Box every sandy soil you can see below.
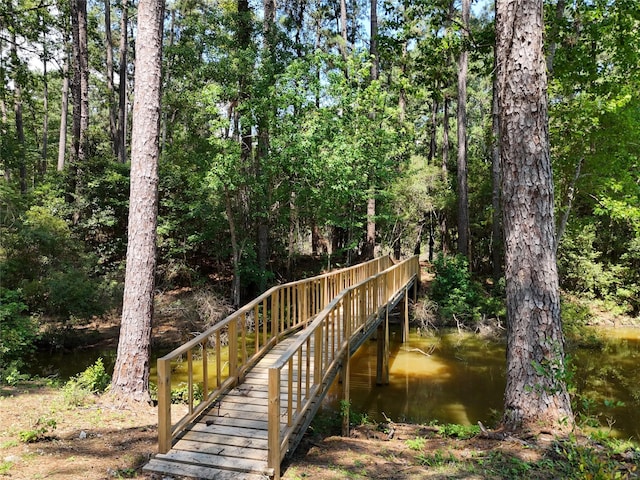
[0,386,544,480]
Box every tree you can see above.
[110,0,165,403]
[456,0,469,258]
[495,0,573,433]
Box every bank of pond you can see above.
[29,325,640,441]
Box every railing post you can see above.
[342,291,351,437]
[314,327,323,385]
[403,286,409,343]
[268,367,281,479]
[202,340,209,398]
[272,291,280,342]
[229,320,238,379]
[157,358,172,454]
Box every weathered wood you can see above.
[143,458,266,480]
[155,449,267,474]
[173,439,267,460]
[147,256,420,480]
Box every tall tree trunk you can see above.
[363,0,379,260]
[224,187,242,308]
[1,96,8,181]
[255,0,276,291]
[117,0,129,164]
[440,96,450,254]
[77,0,89,163]
[105,0,118,156]
[340,0,348,63]
[71,0,82,164]
[556,157,584,250]
[546,0,566,76]
[161,8,175,154]
[111,0,165,404]
[428,92,438,164]
[496,0,573,434]
[456,0,470,258]
[10,28,26,194]
[57,47,70,172]
[491,69,502,284]
[41,15,49,176]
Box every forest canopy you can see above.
[1,0,639,378]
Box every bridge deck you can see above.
[145,323,336,479]
[144,256,419,479]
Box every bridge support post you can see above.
[402,287,410,343]
[341,348,351,437]
[268,368,281,479]
[376,305,390,385]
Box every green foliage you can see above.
[0,288,38,381]
[18,417,57,443]
[405,436,427,451]
[148,381,204,405]
[340,400,371,426]
[416,449,457,467]
[430,254,482,323]
[435,423,480,439]
[62,358,110,406]
[561,296,602,348]
[553,438,633,480]
[0,192,112,322]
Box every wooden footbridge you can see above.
[144,255,420,479]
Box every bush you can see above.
[0,288,39,382]
[430,254,482,323]
[1,204,112,322]
[63,358,111,406]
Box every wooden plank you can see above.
[173,439,268,461]
[180,430,268,450]
[204,405,270,420]
[189,422,268,440]
[156,449,268,474]
[198,415,268,431]
[143,458,266,480]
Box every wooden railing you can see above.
[267,256,420,478]
[156,256,393,453]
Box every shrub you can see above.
[0,288,39,382]
[430,254,482,323]
[63,358,111,406]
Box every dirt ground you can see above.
[1,289,638,480]
[0,385,551,480]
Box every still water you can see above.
[29,325,640,440]
[323,325,640,440]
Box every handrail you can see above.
[156,255,393,453]
[266,256,420,478]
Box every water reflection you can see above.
[27,325,640,440]
[324,325,640,440]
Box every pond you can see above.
[323,325,640,440]
[27,325,640,440]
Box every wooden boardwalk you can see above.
[144,256,419,479]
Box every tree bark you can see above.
[496,0,574,434]
[57,47,70,172]
[556,157,583,250]
[10,26,27,194]
[105,0,118,157]
[363,0,379,260]
[456,0,470,258]
[440,96,450,254]
[428,92,438,164]
[41,15,49,176]
[491,59,502,284]
[77,0,89,163]
[116,0,129,164]
[340,0,348,63]
[111,0,165,404]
